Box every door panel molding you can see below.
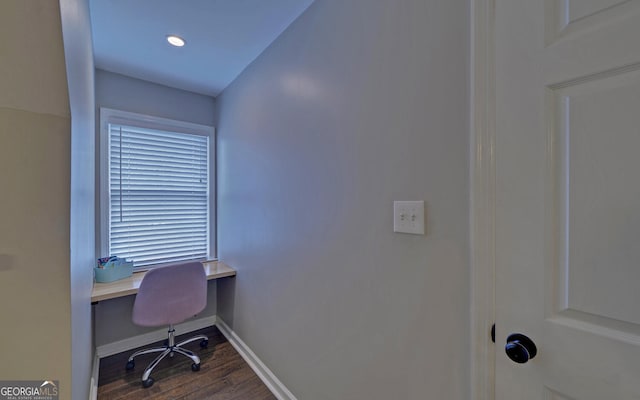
[549,310,640,346]
[544,0,638,45]
[548,61,640,90]
[545,66,640,326]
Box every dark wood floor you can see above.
[98,325,277,400]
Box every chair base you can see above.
[126,325,208,387]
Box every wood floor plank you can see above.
[97,326,276,400]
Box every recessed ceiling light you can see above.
[166,35,185,47]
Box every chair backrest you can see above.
[132,262,207,327]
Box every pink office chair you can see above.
[125,262,209,388]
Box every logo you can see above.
[0,380,58,400]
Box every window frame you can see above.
[99,107,216,270]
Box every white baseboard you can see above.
[96,315,217,358]
[89,353,99,400]
[216,318,297,400]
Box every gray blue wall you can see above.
[93,70,217,346]
[216,0,470,398]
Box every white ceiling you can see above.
[89,0,314,97]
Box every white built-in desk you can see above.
[91,261,236,302]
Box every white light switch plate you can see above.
[393,201,425,235]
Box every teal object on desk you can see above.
[94,261,134,283]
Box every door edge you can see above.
[470,0,496,399]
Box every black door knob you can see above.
[505,333,537,364]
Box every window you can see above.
[100,108,215,269]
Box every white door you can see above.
[495,1,640,398]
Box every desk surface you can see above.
[91,261,236,302]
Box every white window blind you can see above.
[108,123,209,268]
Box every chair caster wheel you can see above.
[142,377,154,388]
[191,363,201,372]
[200,339,209,348]
[125,360,135,370]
